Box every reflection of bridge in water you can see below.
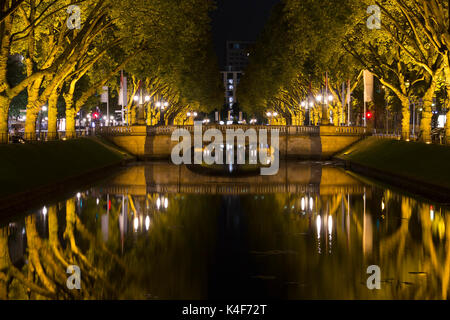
[98,161,367,196]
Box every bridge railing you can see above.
[97,126,146,136]
[2,130,92,143]
[372,133,401,140]
[145,125,323,136]
[97,125,371,137]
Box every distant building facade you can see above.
[221,41,254,109]
[226,41,253,71]
[221,69,243,109]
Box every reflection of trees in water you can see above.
[0,193,220,300]
[240,190,450,300]
[0,198,118,299]
[1,185,449,300]
[0,195,133,299]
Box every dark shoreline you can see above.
[0,160,130,223]
[337,159,450,204]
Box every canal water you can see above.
[0,161,449,300]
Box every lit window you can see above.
[229,85,234,90]
[228,79,233,84]
[229,97,234,103]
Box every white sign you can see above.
[101,86,108,103]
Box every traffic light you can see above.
[92,112,100,120]
[366,111,373,120]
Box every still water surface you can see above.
[1,161,449,300]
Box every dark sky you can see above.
[211,0,280,68]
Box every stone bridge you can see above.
[98,125,368,160]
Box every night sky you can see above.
[211,0,280,68]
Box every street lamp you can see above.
[266,111,276,125]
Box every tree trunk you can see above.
[420,83,436,144]
[446,109,450,145]
[400,97,410,141]
[332,105,340,126]
[444,67,450,144]
[0,15,12,144]
[24,78,42,140]
[65,107,76,139]
[339,103,346,126]
[47,89,59,140]
[24,108,37,140]
[0,96,10,143]
[131,106,137,125]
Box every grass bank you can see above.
[0,137,133,199]
[336,137,450,200]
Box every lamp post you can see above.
[266,111,278,125]
[137,88,146,125]
[145,95,151,125]
[316,92,332,125]
[266,111,273,125]
[38,105,47,140]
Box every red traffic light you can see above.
[92,112,100,120]
[366,111,373,120]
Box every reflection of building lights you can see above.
[42,206,47,216]
[133,217,139,231]
[156,198,161,210]
[96,198,99,205]
[301,197,305,211]
[328,215,333,234]
[430,206,435,221]
[316,215,321,238]
[164,197,168,209]
[145,216,150,230]
[381,201,385,211]
[76,192,81,199]
[309,197,314,210]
